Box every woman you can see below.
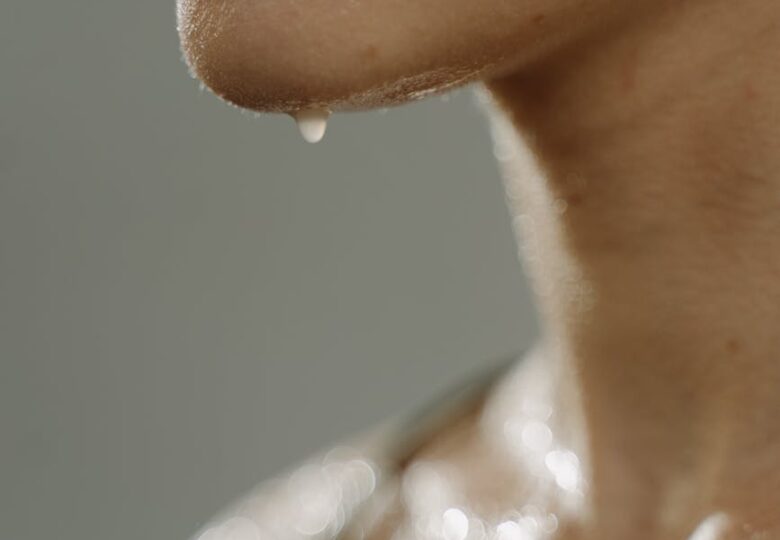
[178,1,780,538]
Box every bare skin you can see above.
[178,0,780,538]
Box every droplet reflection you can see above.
[543,450,582,493]
[442,508,469,540]
[496,520,533,540]
[688,513,730,540]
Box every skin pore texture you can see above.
[178,0,780,538]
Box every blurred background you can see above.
[1,2,537,539]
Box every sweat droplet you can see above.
[442,508,469,540]
[293,108,330,143]
[688,514,730,540]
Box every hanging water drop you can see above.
[292,108,330,143]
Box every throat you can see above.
[480,1,780,536]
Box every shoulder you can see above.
[191,356,519,540]
[191,430,392,540]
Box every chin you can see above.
[175,0,597,113]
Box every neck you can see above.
[485,1,780,537]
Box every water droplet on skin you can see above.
[544,450,582,493]
[442,508,469,540]
[496,521,533,540]
[688,513,730,540]
[292,108,330,143]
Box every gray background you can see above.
[0,2,537,539]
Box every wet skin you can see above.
[178,1,780,538]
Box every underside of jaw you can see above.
[175,0,639,143]
[185,46,495,116]
[193,65,487,143]
[180,19,502,142]
[174,0,587,116]
[176,1,492,114]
